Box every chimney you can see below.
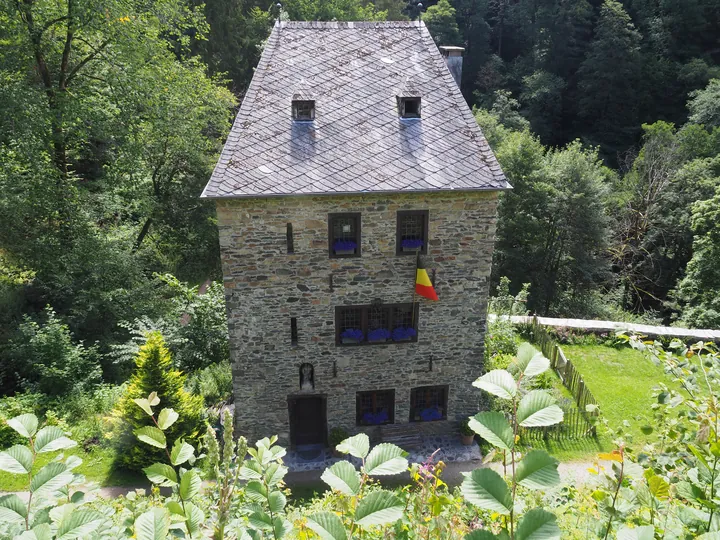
[439,46,464,88]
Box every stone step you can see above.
[378,424,422,449]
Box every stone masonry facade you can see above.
[217,190,499,445]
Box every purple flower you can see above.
[392,327,417,341]
[368,328,391,341]
[401,238,424,249]
[340,328,363,341]
[334,240,357,252]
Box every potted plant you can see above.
[328,427,349,457]
[401,238,424,252]
[368,328,391,343]
[340,328,363,344]
[460,418,475,446]
[392,327,417,342]
[333,240,357,255]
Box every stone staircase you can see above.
[378,424,423,449]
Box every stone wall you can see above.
[216,191,499,445]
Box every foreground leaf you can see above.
[180,469,201,500]
[184,502,204,536]
[617,525,655,540]
[472,370,516,400]
[135,426,167,449]
[157,408,179,430]
[517,391,564,427]
[461,469,512,515]
[30,462,73,494]
[523,353,551,378]
[465,531,498,540]
[135,508,170,540]
[56,510,106,539]
[170,440,194,466]
[516,450,560,489]
[0,494,27,521]
[143,463,178,486]
[133,398,154,416]
[0,445,33,474]
[34,426,76,454]
[364,443,408,475]
[468,412,514,451]
[6,414,38,439]
[307,512,348,540]
[354,490,404,526]
[321,461,361,495]
[516,508,561,540]
[336,433,369,459]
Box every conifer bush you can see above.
[114,331,204,471]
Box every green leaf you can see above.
[34,426,77,454]
[516,450,560,489]
[6,414,38,438]
[336,433,369,459]
[143,463,178,486]
[157,408,179,430]
[135,508,170,540]
[0,494,27,521]
[465,531,498,540]
[245,480,268,503]
[135,426,167,449]
[179,469,201,500]
[30,462,73,494]
[184,502,204,536]
[170,440,194,466]
[249,511,273,530]
[133,398,154,416]
[56,510,105,539]
[468,412,514,451]
[616,525,655,540]
[472,370,517,399]
[166,501,184,516]
[148,392,160,406]
[321,461,361,495]
[511,343,541,374]
[648,475,669,500]
[0,445,33,474]
[307,512,348,540]
[264,462,288,485]
[523,353,550,378]
[517,391,564,427]
[65,455,82,471]
[268,491,287,513]
[364,443,408,475]
[25,524,52,540]
[273,517,292,538]
[354,490,404,526]
[461,469,512,514]
[516,508,561,540]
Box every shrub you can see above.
[485,317,520,361]
[0,392,45,448]
[9,306,101,396]
[115,331,204,471]
[185,361,233,406]
[328,426,349,448]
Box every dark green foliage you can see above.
[688,79,720,129]
[116,332,204,471]
[186,362,233,406]
[423,0,461,45]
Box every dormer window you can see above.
[292,100,315,121]
[399,96,421,119]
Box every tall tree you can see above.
[577,0,643,159]
[424,0,461,45]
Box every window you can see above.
[396,210,429,255]
[290,317,298,345]
[286,223,294,254]
[328,213,361,258]
[410,386,448,422]
[398,96,421,118]
[335,303,418,345]
[292,100,315,121]
[356,389,395,426]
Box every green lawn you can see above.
[0,445,145,492]
[561,344,674,452]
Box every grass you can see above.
[561,344,678,453]
[0,445,145,492]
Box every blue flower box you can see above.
[333,240,357,255]
[340,328,363,344]
[401,239,424,251]
[368,328,391,343]
[392,327,417,342]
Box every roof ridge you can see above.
[277,20,424,29]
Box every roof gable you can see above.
[202,21,510,198]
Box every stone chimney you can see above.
[439,46,464,88]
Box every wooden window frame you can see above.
[356,389,395,426]
[328,212,361,258]
[409,385,449,423]
[396,210,429,256]
[334,303,419,346]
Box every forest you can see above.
[1,0,720,398]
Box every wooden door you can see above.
[289,396,326,447]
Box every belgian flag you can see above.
[415,253,438,301]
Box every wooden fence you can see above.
[521,318,599,440]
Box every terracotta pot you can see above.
[461,434,474,446]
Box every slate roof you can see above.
[201,21,510,199]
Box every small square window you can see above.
[399,97,421,118]
[328,213,361,258]
[357,389,395,426]
[396,210,429,255]
[292,100,315,121]
[410,385,448,422]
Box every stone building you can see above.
[202,21,510,447]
